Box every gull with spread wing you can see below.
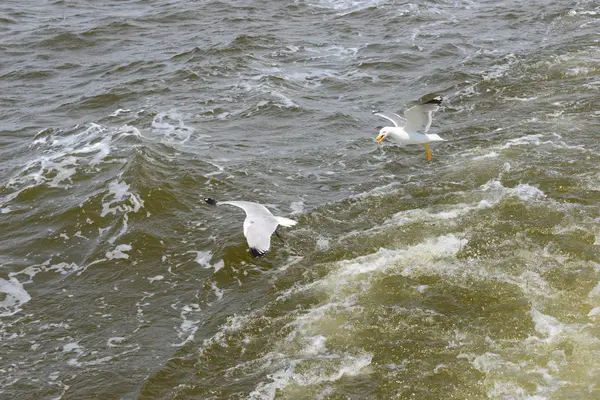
[204,198,297,257]
[373,96,445,161]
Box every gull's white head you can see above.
[375,127,388,144]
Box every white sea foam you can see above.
[348,181,403,200]
[584,80,600,90]
[107,337,126,347]
[0,277,31,317]
[384,204,474,229]
[63,342,84,354]
[110,109,130,117]
[151,110,196,144]
[171,303,202,347]
[4,122,124,204]
[100,179,144,243]
[248,351,372,399]
[0,123,148,223]
[480,179,545,202]
[566,66,592,76]
[460,300,599,398]
[243,235,467,398]
[46,156,78,187]
[416,285,429,293]
[213,260,225,273]
[265,230,596,397]
[39,322,70,331]
[472,151,499,160]
[281,234,467,303]
[76,136,111,165]
[501,134,547,149]
[338,176,549,258]
[192,250,212,268]
[500,133,585,152]
[67,345,140,367]
[315,236,330,251]
[190,250,224,272]
[504,96,539,102]
[588,307,600,318]
[9,260,81,281]
[200,312,258,351]
[210,281,224,301]
[588,281,600,298]
[511,183,546,201]
[106,244,132,260]
[271,90,297,108]
[101,180,143,217]
[531,308,567,341]
[307,0,386,15]
[303,44,360,60]
[290,200,304,215]
[461,349,567,399]
[334,234,466,281]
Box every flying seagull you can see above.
[204,198,297,257]
[373,96,445,161]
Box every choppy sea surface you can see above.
[2,0,600,399]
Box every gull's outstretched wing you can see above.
[403,96,442,133]
[218,201,272,219]
[372,111,406,128]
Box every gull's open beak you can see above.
[375,134,385,144]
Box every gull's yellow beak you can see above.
[375,134,385,144]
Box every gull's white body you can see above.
[206,199,296,257]
[374,96,445,159]
[382,128,444,145]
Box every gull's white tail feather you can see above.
[276,217,297,227]
[427,134,445,142]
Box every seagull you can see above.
[373,96,445,161]
[204,198,297,257]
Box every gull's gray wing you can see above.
[218,201,273,218]
[372,111,406,128]
[403,96,442,133]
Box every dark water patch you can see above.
[138,351,199,399]
[0,16,17,24]
[167,68,204,82]
[55,62,81,70]
[81,20,145,37]
[68,90,137,112]
[356,57,420,72]
[102,60,167,78]
[121,147,204,211]
[35,32,96,50]
[0,96,20,109]
[137,8,212,24]
[223,33,280,52]
[170,46,204,62]
[1,68,56,81]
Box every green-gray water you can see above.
[1,1,600,399]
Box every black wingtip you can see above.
[249,247,267,257]
[372,110,383,114]
[425,96,442,105]
[204,197,218,206]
